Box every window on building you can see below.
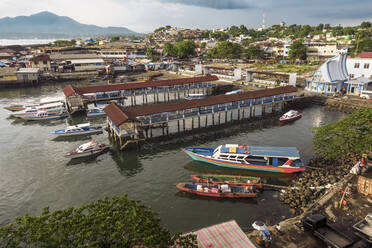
[354,63,360,68]
[43,60,47,65]
[364,63,370,69]
[349,74,354,78]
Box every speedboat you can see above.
[185,93,205,100]
[64,140,109,159]
[279,110,302,123]
[4,103,38,112]
[20,110,68,121]
[4,97,64,112]
[51,123,103,137]
[12,102,65,118]
[183,144,306,173]
[225,89,244,95]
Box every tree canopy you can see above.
[313,108,372,161]
[288,40,307,60]
[244,46,264,60]
[146,47,159,62]
[207,41,242,59]
[163,40,196,58]
[0,195,196,248]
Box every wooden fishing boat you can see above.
[183,144,306,174]
[20,110,68,121]
[279,110,302,123]
[176,182,258,198]
[191,174,262,188]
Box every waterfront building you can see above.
[307,53,372,95]
[66,59,105,72]
[28,54,51,72]
[16,68,40,83]
[306,53,349,94]
[347,52,372,79]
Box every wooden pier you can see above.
[104,86,298,150]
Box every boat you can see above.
[64,140,109,159]
[12,102,66,118]
[185,93,205,100]
[279,110,302,123]
[51,123,103,136]
[191,174,262,188]
[4,103,38,112]
[87,106,105,117]
[225,89,244,95]
[176,182,258,198]
[20,110,68,121]
[183,144,306,173]
[4,97,64,112]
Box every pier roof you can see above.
[104,86,297,126]
[62,75,218,98]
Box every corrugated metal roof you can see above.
[104,103,129,127]
[63,85,76,97]
[63,75,218,96]
[356,52,372,59]
[192,220,256,248]
[105,86,297,126]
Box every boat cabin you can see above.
[212,144,303,167]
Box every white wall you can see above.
[347,58,372,79]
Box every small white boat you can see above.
[65,140,109,158]
[87,104,106,117]
[51,123,103,136]
[20,110,68,121]
[185,93,205,100]
[279,110,302,123]
[12,102,66,118]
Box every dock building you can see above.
[62,75,218,113]
[104,86,297,150]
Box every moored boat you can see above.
[64,140,109,159]
[4,97,64,112]
[51,123,103,136]
[185,93,205,100]
[176,182,258,198]
[279,110,302,123]
[20,110,68,121]
[225,89,244,95]
[87,106,105,117]
[4,103,38,112]
[183,144,306,173]
[12,102,66,118]
[191,174,262,188]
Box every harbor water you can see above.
[0,82,347,232]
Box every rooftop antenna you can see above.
[262,13,266,29]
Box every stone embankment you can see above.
[279,155,358,213]
[310,95,372,113]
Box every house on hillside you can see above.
[29,54,51,72]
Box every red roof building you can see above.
[355,52,372,59]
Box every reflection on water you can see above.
[174,190,260,204]
[66,151,110,166]
[184,161,296,185]
[110,146,144,178]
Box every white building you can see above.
[68,59,105,72]
[346,52,372,79]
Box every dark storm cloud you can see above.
[159,0,254,9]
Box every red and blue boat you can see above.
[182,144,306,174]
[176,183,258,198]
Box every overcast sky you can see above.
[1,0,372,33]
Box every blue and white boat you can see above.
[12,102,65,118]
[51,123,103,137]
[20,110,68,121]
[87,104,106,117]
[183,144,306,174]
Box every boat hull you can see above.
[52,129,102,137]
[183,149,305,174]
[280,114,302,122]
[176,183,258,198]
[191,175,263,188]
[65,146,109,159]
